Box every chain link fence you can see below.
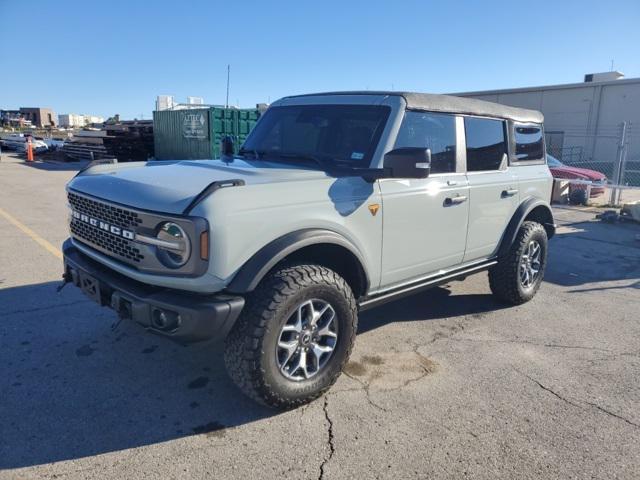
[546,122,640,206]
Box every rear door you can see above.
[379,111,469,288]
[462,116,519,262]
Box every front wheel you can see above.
[489,221,548,305]
[224,264,358,408]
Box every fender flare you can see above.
[497,198,556,258]
[226,229,370,294]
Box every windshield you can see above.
[241,104,391,168]
[546,154,564,167]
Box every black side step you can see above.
[358,260,497,311]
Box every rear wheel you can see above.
[489,221,548,305]
[224,264,358,408]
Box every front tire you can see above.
[224,264,358,408]
[489,221,548,305]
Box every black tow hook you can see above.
[56,272,72,293]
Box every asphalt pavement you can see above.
[1,154,639,479]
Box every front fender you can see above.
[226,229,370,293]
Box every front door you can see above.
[379,111,469,289]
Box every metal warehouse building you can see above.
[454,72,640,186]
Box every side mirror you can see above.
[383,147,431,179]
[221,136,235,158]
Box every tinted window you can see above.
[243,105,390,167]
[394,111,456,174]
[515,124,544,161]
[464,117,507,171]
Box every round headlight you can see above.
[156,222,191,268]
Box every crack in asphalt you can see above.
[319,396,336,480]
[516,369,583,409]
[342,343,438,409]
[515,369,639,429]
[585,402,640,428]
[342,370,389,412]
[451,336,616,353]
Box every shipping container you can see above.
[153,107,261,160]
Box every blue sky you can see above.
[1,0,638,120]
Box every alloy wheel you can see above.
[520,240,542,288]
[276,299,338,381]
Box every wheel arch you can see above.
[226,229,370,298]
[497,198,556,258]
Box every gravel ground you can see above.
[1,154,639,479]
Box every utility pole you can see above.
[226,64,230,109]
[610,121,628,205]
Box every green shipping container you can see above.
[153,107,261,160]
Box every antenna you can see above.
[610,59,614,71]
[225,64,230,108]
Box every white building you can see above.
[58,113,105,128]
[156,95,209,111]
[156,95,176,111]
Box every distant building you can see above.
[58,114,105,128]
[453,72,640,173]
[156,95,176,111]
[18,107,57,128]
[85,115,105,125]
[156,95,214,111]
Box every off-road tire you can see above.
[489,221,548,305]
[224,264,358,409]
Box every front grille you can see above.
[68,192,142,229]
[68,192,144,264]
[71,220,144,263]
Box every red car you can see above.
[547,154,607,197]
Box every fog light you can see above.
[152,308,181,331]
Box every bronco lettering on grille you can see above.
[72,210,135,240]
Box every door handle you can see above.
[447,180,458,186]
[501,189,518,197]
[444,195,468,206]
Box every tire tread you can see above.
[224,264,357,408]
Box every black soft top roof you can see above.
[284,91,544,124]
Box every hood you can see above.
[67,159,331,214]
[549,165,606,181]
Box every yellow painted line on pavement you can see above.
[0,206,62,259]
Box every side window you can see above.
[394,111,456,174]
[464,117,507,172]
[514,123,544,161]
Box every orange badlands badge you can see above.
[368,203,380,216]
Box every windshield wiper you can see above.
[238,147,267,160]
[271,152,333,171]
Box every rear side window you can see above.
[394,111,456,174]
[514,123,544,161]
[464,117,507,171]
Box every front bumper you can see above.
[62,239,244,343]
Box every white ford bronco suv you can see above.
[62,92,555,408]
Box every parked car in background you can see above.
[546,154,607,197]
[0,133,49,154]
